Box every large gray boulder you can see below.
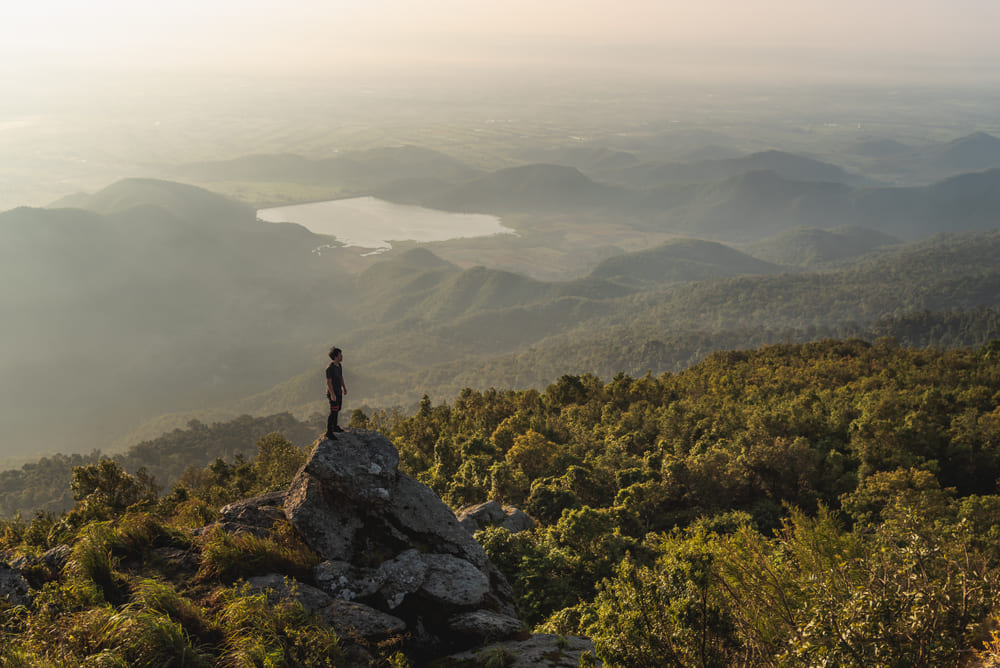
[283,431,520,657]
[456,500,536,535]
[247,573,407,641]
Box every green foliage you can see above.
[1,579,343,667]
[4,339,1000,666]
[584,504,1000,667]
[80,605,212,667]
[0,413,320,520]
[0,441,345,666]
[477,527,582,628]
[387,340,1000,665]
[250,433,307,493]
[212,583,343,667]
[589,542,737,668]
[62,514,189,604]
[196,522,321,583]
[70,460,159,522]
[716,505,999,666]
[132,579,217,646]
[166,432,308,514]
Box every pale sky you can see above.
[3,0,999,78]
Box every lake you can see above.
[257,197,513,254]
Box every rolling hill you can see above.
[425,163,629,214]
[740,226,901,267]
[130,226,1000,435]
[602,149,875,189]
[4,164,1000,459]
[588,238,787,287]
[389,161,1000,243]
[0,179,351,457]
[927,131,1000,172]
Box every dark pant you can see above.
[327,393,342,435]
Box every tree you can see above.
[69,460,158,520]
[252,433,305,493]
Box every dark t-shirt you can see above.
[326,362,343,398]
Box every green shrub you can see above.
[88,606,212,667]
[132,579,218,645]
[196,523,321,583]
[213,583,343,667]
[65,527,126,605]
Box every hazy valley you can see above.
[5,2,1000,662]
[2,99,1000,466]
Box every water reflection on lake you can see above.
[257,196,513,254]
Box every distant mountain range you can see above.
[168,134,1000,243]
[173,145,483,192]
[515,132,1000,187]
[3,130,1000,459]
[844,131,1000,183]
[204,227,1000,420]
[596,149,877,188]
[927,131,1000,171]
[417,162,1000,242]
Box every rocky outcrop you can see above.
[0,560,31,607]
[443,633,602,667]
[2,544,70,597]
[456,500,536,535]
[282,430,520,658]
[0,430,592,666]
[247,573,407,640]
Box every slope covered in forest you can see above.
[3,339,1000,665]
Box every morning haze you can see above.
[1,0,1000,467]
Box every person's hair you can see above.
[329,346,342,361]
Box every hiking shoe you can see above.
[332,426,345,433]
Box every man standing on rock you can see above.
[325,346,347,439]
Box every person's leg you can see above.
[330,393,344,432]
[326,395,341,438]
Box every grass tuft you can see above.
[196,522,321,583]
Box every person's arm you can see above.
[341,374,347,395]
[327,375,336,397]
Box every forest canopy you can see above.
[4,338,1000,665]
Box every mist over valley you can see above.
[5,3,1000,664]
[3,108,1000,465]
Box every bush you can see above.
[196,523,321,583]
[212,583,343,667]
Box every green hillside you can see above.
[406,160,1000,242]
[588,237,786,287]
[0,180,352,456]
[4,169,1000,461]
[740,225,901,267]
[928,131,1000,171]
[99,226,1000,444]
[3,340,1000,665]
[426,163,629,214]
[70,177,257,222]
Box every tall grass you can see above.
[196,522,320,583]
[92,606,213,667]
[132,579,218,646]
[213,583,343,667]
